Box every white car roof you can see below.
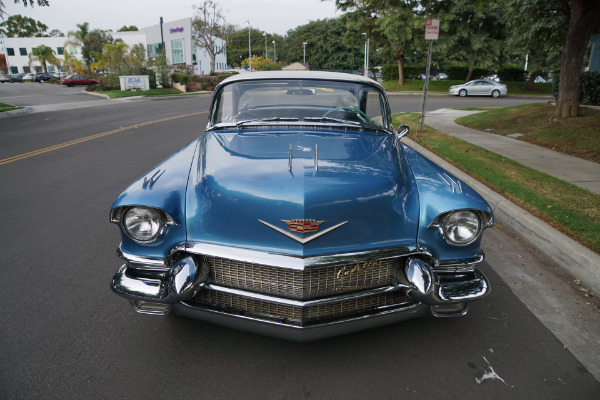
[218,70,382,88]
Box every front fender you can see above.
[402,144,492,261]
[111,139,200,259]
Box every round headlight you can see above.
[123,207,164,242]
[443,210,481,245]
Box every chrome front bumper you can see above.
[111,246,491,341]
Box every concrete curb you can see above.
[0,107,33,118]
[403,137,600,295]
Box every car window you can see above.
[212,78,390,131]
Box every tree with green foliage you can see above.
[28,44,57,73]
[282,18,364,70]
[335,0,422,85]
[503,0,568,90]
[0,0,49,18]
[117,25,138,32]
[0,14,48,37]
[192,0,227,73]
[65,23,113,72]
[226,27,265,68]
[426,0,505,82]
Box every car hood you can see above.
[185,128,420,257]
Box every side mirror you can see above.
[397,124,410,139]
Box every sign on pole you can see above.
[419,19,440,133]
[425,19,440,41]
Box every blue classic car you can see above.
[110,71,494,341]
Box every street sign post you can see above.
[419,19,440,133]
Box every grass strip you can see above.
[456,103,600,163]
[0,103,22,112]
[100,89,185,98]
[393,112,600,254]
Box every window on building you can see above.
[69,46,77,55]
[192,53,197,64]
[7,48,15,56]
[147,43,162,59]
[10,66,18,74]
[57,47,64,55]
[19,48,27,56]
[171,38,184,64]
[23,66,31,73]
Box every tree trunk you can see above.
[396,53,405,86]
[523,70,542,91]
[465,68,473,82]
[552,0,600,120]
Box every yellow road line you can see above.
[0,111,207,166]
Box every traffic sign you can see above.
[425,19,440,40]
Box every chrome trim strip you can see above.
[288,144,292,172]
[203,283,399,307]
[182,242,419,270]
[314,144,318,171]
[437,252,484,270]
[172,301,427,342]
[117,247,168,269]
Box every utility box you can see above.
[119,75,150,90]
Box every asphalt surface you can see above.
[1,86,599,399]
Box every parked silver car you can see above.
[449,80,507,97]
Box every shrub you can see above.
[382,63,420,81]
[48,78,60,84]
[85,83,99,92]
[446,64,469,80]
[498,64,526,82]
[472,67,490,79]
[171,72,189,85]
[554,71,600,106]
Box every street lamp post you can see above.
[263,32,267,60]
[245,21,252,71]
[302,42,307,64]
[362,33,370,77]
[272,40,276,62]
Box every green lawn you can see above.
[393,112,600,254]
[455,103,600,163]
[100,88,189,98]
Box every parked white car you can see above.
[449,80,508,97]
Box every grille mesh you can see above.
[192,288,413,326]
[207,256,399,299]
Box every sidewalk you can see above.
[424,109,600,194]
[406,109,600,294]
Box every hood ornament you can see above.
[259,219,348,244]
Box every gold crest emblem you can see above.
[282,219,324,233]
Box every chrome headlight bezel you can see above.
[430,210,493,246]
[111,206,177,243]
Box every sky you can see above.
[2,0,341,36]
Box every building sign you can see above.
[170,27,184,34]
[119,75,150,91]
[425,19,440,40]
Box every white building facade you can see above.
[140,17,227,75]
[1,17,226,75]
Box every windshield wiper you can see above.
[303,116,362,126]
[236,117,299,128]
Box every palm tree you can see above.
[28,44,58,74]
[65,22,90,71]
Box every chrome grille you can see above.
[191,288,413,326]
[207,256,399,299]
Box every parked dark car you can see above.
[8,74,24,83]
[60,74,100,86]
[109,71,495,341]
[34,73,58,83]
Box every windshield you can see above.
[210,78,391,131]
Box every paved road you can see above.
[1,91,598,399]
